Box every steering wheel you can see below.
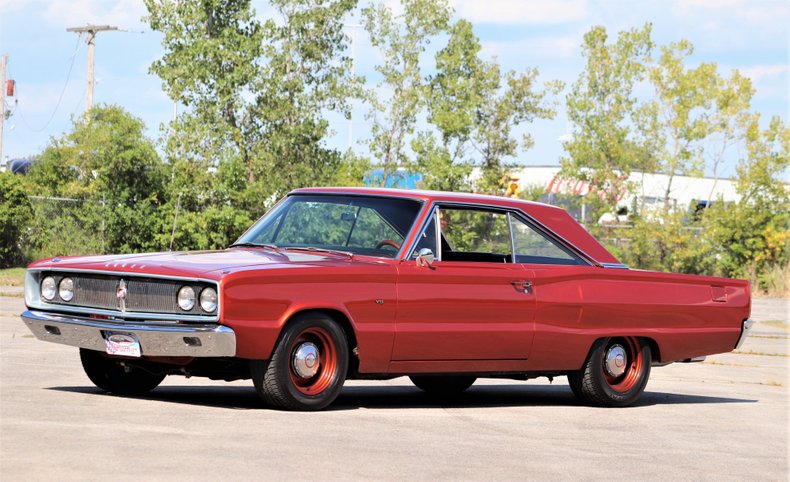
[375,239,401,251]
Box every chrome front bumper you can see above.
[735,319,755,349]
[21,310,236,357]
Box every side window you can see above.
[510,216,582,265]
[412,216,436,258]
[439,208,512,263]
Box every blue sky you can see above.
[1,0,787,179]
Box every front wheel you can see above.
[568,337,651,407]
[80,349,165,395]
[251,314,348,411]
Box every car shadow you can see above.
[47,383,756,411]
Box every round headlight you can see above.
[41,276,56,301]
[59,277,74,301]
[199,287,218,313]
[177,286,196,311]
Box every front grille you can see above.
[42,272,215,317]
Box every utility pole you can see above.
[66,25,118,118]
[344,24,362,151]
[0,54,7,165]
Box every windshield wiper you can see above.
[227,242,281,252]
[282,246,354,259]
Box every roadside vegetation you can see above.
[0,0,787,295]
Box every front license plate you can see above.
[104,332,142,357]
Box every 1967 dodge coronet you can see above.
[21,187,753,410]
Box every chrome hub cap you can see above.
[604,344,627,377]
[292,342,320,379]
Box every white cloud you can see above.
[738,64,789,82]
[452,0,588,24]
[481,35,580,61]
[670,0,789,43]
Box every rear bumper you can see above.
[735,319,755,350]
[21,310,236,357]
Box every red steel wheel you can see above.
[601,336,644,393]
[287,326,339,395]
[252,313,348,411]
[568,336,651,407]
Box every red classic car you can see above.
[21,187,753,410]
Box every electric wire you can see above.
[13,35,83,133]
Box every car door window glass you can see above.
[411,216,436,258]
[439,208,512,263]
[510,216,581,265]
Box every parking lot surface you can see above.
[1,294,787,480]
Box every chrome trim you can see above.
[508,210,593,266]
[292,342,320,378]
[21,309,236,357]
[507,212,517,263]
[604,344,627,377]
[402,203,438,261]
[600,263,630,269]
[416,248,435,267]
[275,192,427,261]
[25,268,220,322]
[402,200,594,267]
[433,208,442,261]
[735,319,755,349]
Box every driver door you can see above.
[392,206,536,364]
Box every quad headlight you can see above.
[177,285,196,311]
[41,276,56,301]
[199,287,218,313]
[58,277,74,301]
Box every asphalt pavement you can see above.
[1,294,787,481]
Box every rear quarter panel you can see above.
[525,266,750,371]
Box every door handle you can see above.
[511,280,533,294]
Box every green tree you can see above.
[705,116,790,289]
[642,40,754,208]
[561,24,654,209]
[26,104,167,257]
[362,0,452,186]
[0,173,34,267]
[147,0,361,215]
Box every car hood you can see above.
[27,248,374,279]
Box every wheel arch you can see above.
[580,335,660,367]
[281,308,360,376]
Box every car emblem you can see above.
[116,279,127,312]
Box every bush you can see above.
[0,173,33,267]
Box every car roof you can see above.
[291,186,563,210]
[290,187,620,265]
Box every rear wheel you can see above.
[252,314,348,411]
[80,348,165,395]
[568,337,651,407]
[409,375,476,396]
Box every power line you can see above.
[13,35,83,133]
[66,25,119,117]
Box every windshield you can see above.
[234,194,423,258]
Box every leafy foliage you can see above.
[0,173,33,267]
[561,24,654,209]
[26,105,167,258]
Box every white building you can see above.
[505,165,742,222]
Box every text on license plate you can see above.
[104,332,141,357]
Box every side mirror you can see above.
[416,248,435,267]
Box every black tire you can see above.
[251,313,349,411]
[409,375,476,396]
[80,348,165,395]
[568,337,651,407]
